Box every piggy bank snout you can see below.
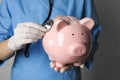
[72,45,87,56]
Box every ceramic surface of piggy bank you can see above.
[42,16,94,68]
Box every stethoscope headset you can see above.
[24,0,53,57]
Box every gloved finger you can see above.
[20,38,38,44]
[20,31,45,39]
[54,67,60,72]
[73,62,84,69]
[50,61,56,68]
[73,62,82,66]
[24,22,48,32]
[16,25,45,35]
[28,26,46,36]
[80,64,84,68]
[60,65,72,73]
[15,27,45,40]
[15,22,47,38]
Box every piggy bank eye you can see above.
[81,33,84,35]
[72,33,75,36]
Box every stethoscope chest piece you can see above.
[43,19,54,32]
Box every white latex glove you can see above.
[8,22,47,51]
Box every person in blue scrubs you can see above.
[0,0,101,80]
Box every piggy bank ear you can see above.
[57,21,67,32]
[80,18,94,30]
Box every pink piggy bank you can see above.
[42,16,94,68]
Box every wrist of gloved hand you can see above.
[8,36,25,51]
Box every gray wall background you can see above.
[0,0,120,80]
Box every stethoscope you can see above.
[24,0,53,57]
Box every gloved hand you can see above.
[50,60,84,73]
[8,22,47,51]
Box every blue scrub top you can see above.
[0,0,101,80]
